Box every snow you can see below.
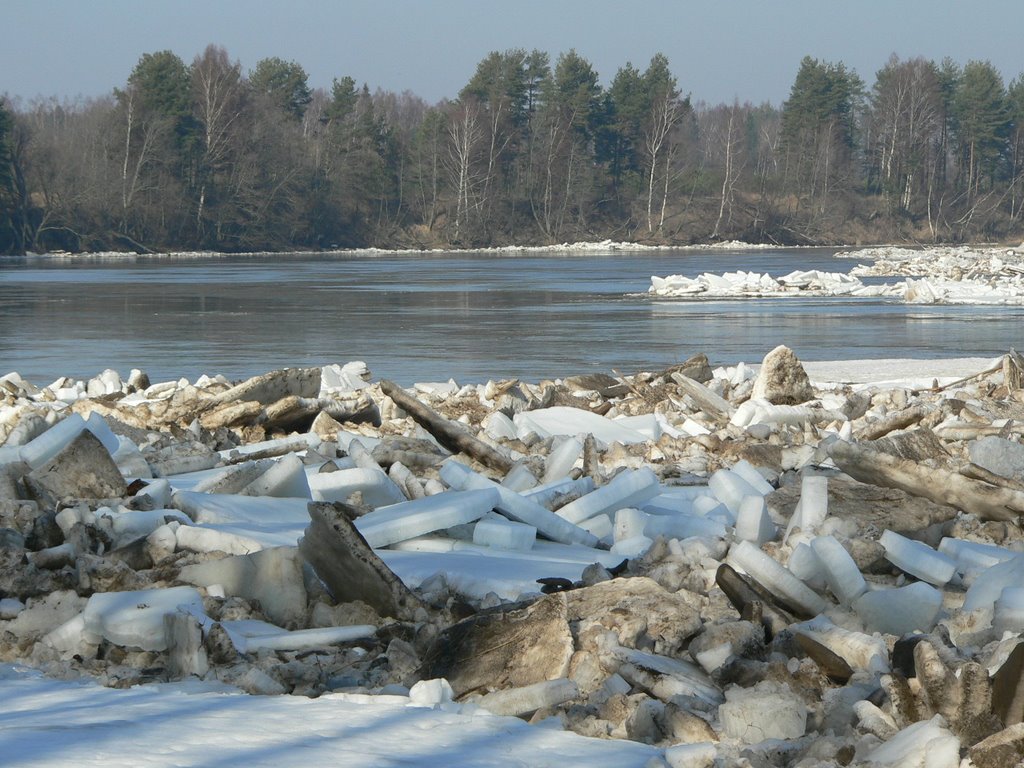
[0,665,658,767]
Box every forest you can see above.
[0,45,1023,254]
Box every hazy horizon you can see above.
[3,0,1022,108]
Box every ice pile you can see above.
[650,244,1024,305]
[4,347,1024,766]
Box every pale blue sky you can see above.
[3,0,1022,107]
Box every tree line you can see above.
[1,46,1023,254]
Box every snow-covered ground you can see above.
[650,244,1024,305]
[0,664,658,767]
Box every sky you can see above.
[2,0,1023,108]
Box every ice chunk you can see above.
[95,507,191,548]
[135,478,172,508]
[319,361,371,394]
[994,586,1024,634]
[523,476,595,510]
[408,678,456,708]
[501,463,538,493]
[0,597,24,619]
[665,743,717,768]
[862,715,959,768]
[221,620,375,654]
[472,516,536,551]
[82,586,205,651]
[793,616,889,674]
[938,537,1017,573]
[610,535,654,557]
[787,542,827,591]
[308,466,407,507]
[240,454,311,499]
[963,554,1024,613]
[576,513,613,544]
[178,546,307,626]
[555,468,660,524]
[728,540,827,616]
[734,495,775,544]
[513,406,650,445]
[854,582,942,636]
[644,513,728,540]
[708,469,759,515]
[718,681,807,743]
[969,435,1024,481]
[542,437,583,483]
[440,460,598,547]
[478,678,579,716]
[784,474,828,540]
[482,411,517,441]
[729,459,774,496]
[810,535,867,604]
[175,525,264,555]
[355,488,499,549]
[880,530,956,586]
[20,412,119,470]
[614,507,648,542]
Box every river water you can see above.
[1,247,1021,385]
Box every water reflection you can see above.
[1,249,1021,385]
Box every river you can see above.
[1,247,1021,385]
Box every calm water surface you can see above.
[1,248,1021,385]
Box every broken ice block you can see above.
[718,681,807,743]
[82,586,205,651]
[542,437,583,483]
[501,463,538,493]
[307,466,407,507]
[692,495,727,518]
[938,537,1017,573]
[793,616,889,674]
[963,554,1024,613]
[95,507,191,548]
[440,460,598,547]
[555,467,660,524]
[513,406,649,445]
[880,530,956,586]
[644,513,728,540]
[472,515,536,551]
[20,412,119,470]
[994,586,1024,634]
[477,678,579,716]
[729,459,774,496]
[610,534,654,557]
[708,469,760,515]
[175,525,264,556]
[135,478,172,508]
[861,715,959,768]
[728,540,827,617]
[355,488,499,549]
[576,513,613,544]
[523,476,595,510]
[664,743,717,768]
[240,454,311,498]
[810,535,867,604]
[614,507,648,542]
[787,542,827,591]
[853,582,942,636]
[221,620,376,653]
[784,474,828,541]
[734,495,775,545]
